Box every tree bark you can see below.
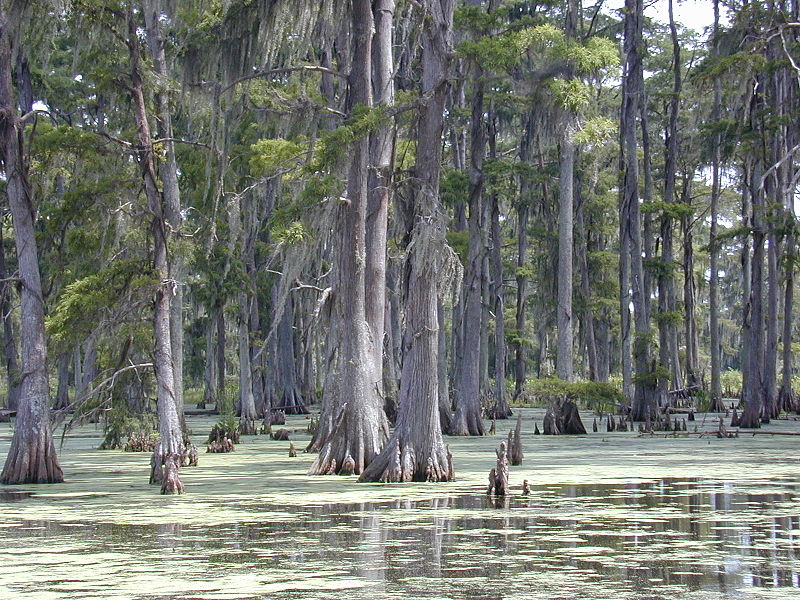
[453,51,486,436]
[360,0,456,483]
[0,6,63,484]
[143,0,184,431]
[556,124,575,382]
[621,0,656,420]
[309,0,389,475]
[657,0,681,403]
[0,223,20,411]
[126,7,183,492]
[708,0,724,411]
[238,293,258,433]
[365,0,395,409]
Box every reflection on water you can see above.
[2,478,798,599]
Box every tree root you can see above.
[0,426,64,484]
[487,441,509,496]
[358,435,453,483]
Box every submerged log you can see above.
[487,441,510,496]
[543,399,587,435]
[507,413,523,466]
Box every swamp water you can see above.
[1,408,799,599]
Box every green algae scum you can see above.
[1,409,799,599]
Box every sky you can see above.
[647,0,720,33]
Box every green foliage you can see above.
[641,200,694,220]
[47,259,154,347]
[720,370,743,395]
[654,310,683,325]
[440,168,470,209]
[249,138,305,176]
[549,78,590,112]
[100,408,157,451]
[271,221,309,245]
[311,105,389,171]
[446,231,469,262]
[519,377,625,412]
[574,117,616,145]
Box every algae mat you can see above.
[0,408,799,599]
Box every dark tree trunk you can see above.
[779,229,795,411]
[238,294,257,433]
[740,156,766,429]
[274,291,307,414]
[681,178,699,389]
[437,296,452,433]
[310,0,389,475]
[200,312,217,409]
[360,0,455,483]
[708,0,724,411]
[0,224,20,411]
[621,0,656,420]
[0,6,63,484]
[489,116,510,419]
[453,53,486,436]
[54,352,70,411]
[576,190,598,380]
[216,303,226,409]
[657,0,681,403]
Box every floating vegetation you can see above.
[1,409,799,599]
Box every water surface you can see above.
[1,409,798,599]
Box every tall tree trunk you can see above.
[708,0,724,411]
[274,289,307,414]
[779,228,795,411]
[365,0,394,409]
[740,155,766,428]
[0,223,20,411]
[54,352,70,411]
[514,199,529,398]
[200,311,217,409]
[127,7,183,492]
[576,190,598,380]
[681,177,699,388]
[238,294,257,433]
[490,166,510,418]
[621,0,656,420]
[310,1,389,475]
[360,0,455,483]
[556,124,575,382]
[437,296,453,433]
[143,0,184,431]
[453,51,486,436]
[656,0,681,406]
[0,6,63,484]
[215,302,226,409]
